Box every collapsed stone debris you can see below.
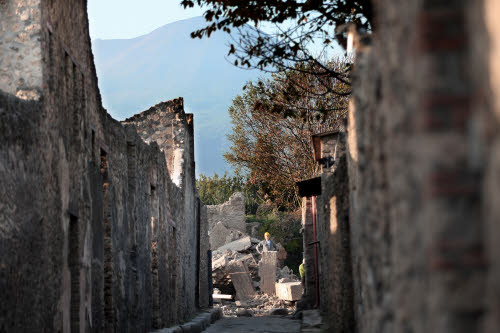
[216,293,297,317]
[209,205,302,316]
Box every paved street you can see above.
[202,316,301,333]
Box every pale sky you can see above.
[87,0,205,40]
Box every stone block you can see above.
[238,253,257,266]
[227,260,248,274]
[198,312,212,327]
[158,326,182,333]
[191,317,207,330]
[212,255,228,270]
[230,271,256,300]
[275,282,303,301]
[215,236,252,253]
[180,321,202,333]
[258,251,278,295]
[209,222,229,250]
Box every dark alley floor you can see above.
[201,316,301,333]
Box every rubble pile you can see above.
[211,241,299,295]
[211,232,302,317]
[212,239,260,295]
[208,196,303,317]
[215,293,297,317]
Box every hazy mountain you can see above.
[92,16,263,176]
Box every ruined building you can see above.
[299,0,500,332]
[0,1,209,332]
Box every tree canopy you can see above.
[224,61,348,209]
[180,0,367,100]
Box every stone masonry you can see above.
[299,2,500,330]
[341,0,500,332]
[207,192,246,232]
[0,0,209,332]
[298,130,354,333]
[206,192,246,250]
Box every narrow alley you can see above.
[3,1,500,333]
[201,317,301,333]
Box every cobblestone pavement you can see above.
[202,316,301,333]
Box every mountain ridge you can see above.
[91,16,263,176]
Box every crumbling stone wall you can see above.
[206,192,246,233]
[0,0,209,332]
[123,97,204,321]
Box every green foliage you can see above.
[196,172,263,214]
[249,207,304,274]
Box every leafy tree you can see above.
[224,62,347,209]
[180,0,371,96]
[251,59,350,119]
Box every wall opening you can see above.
[68,214,80,333]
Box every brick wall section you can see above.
[0,0,209,331]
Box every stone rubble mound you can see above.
[216,293,297,317]
[211,232,301,316]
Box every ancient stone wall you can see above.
[123,97,207,321]
[345,0,496,332]
[476,1,500,332]
[0,0,43,99]
[316,155,354,332]
[206,192,246,233]
[199,202,210,309]
[0,0,209,332]
[300,196,317,307]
